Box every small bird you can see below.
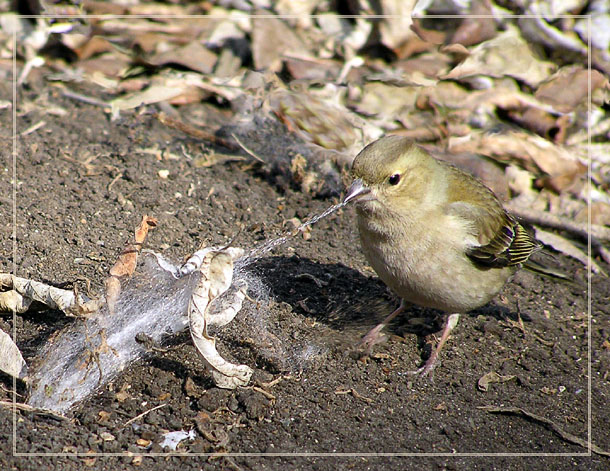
[344,135,540,376]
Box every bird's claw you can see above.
[357,325,387,353]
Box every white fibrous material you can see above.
[23,204,345,414]
[163,247,253,389]
[27,247,250,413]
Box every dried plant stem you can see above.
[154,112,239,151]
[122,403,167,428]
[0,401,67,421]
[506,202,610,245]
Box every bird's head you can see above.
[344,136,438,214]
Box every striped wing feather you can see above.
[442,163,539,268]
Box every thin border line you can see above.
[11,452,593,458]
[586,13,593,458]
[11,27,18,458]
[11,13,593,459]
[9,14,595,19]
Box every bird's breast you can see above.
[356,209,513,313]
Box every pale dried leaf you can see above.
[449,131,585,183]
[0,328,27,379]
[575,202,610,226]
[478,371,516,392]
[574,12,610,52]
[0,290,32,313]
[0,274,98,316]
[110,85,188,116]
[252,15,307,71]
[148,42,217,75]
[506,164,536,198]
[519,8,587,54]
[449,0,497,47]
[442,26,556,87]
[207,281,247,328]
[205,18,246,47]
[355,82,418,118]
[535,65,609,113]
[188,247,252,389]
[378,0,417,49]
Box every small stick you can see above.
[62,90,109,108]
[0,400,68,421]
[154,112,239,151]
[122,403,167,428]
[251,386,276,401]
[231,134,265,163]
[107,172,123,192]
[19,120,46,136]
[506,203,610,242]
[480,405,610,456]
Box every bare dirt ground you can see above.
[1,76,608,470]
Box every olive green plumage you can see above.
[346,135,540,314]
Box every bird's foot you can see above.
[406,353,440,378]
[357,324,387,352]
[356,301,407,353]
[405,313,461,379]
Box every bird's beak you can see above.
[344,178,373,205]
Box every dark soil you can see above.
[1,75,608,470]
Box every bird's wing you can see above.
[443,166,539,268]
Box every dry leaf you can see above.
[477,371,516,392]
[0,274,99,317]
[108,216,157,278]
[518,10,587,55]
[378,0,417,50]
[355,82,418,118]
[252,15,307,71]
[0,329,27,379]
[448,131,585,188]
[187,248,252,389]
[535,66,609,113]
[442,26,556,87]
[115,384,130,403]
[110,85,188,116]
[75,36,115,60]
[106,215,157,314]
[147,41,217,75]
[449,1,497,47]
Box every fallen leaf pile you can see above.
[1,1,606,256]
[0,0,609,396]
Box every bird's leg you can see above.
[408,313,460,377]
[359,300,406,351]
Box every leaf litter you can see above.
[0,0,608,458]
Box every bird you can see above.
[343,135,541,376]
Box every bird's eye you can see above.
[388,173,401,185]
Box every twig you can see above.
[479,405,610,456]
[335,388,373,404]
[107,172,123,192]
[19,120,46,136]
[0,384,24,397]
[62,89,109,108]
[258,375,292,389]
[154,112,239,151]
[251,386,276,401]
[231,134,265,163]
[593,242,610,265]
[0,400,68,421]
[122,403,167,428]
[506,203,610,242]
